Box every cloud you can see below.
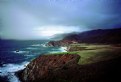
[0,0,121,40]
[33,25,83,37]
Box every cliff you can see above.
[18,54,80,82]
[17,28,121,82]
[17,53,121,82]
[47,40,78,47]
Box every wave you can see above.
[31,43,47,48]
[26,47,38,50]
[49,47,67,54]
[12,50,27,54]
[30,44,41,47]
[0,61,29,82]
[60,47,67,52]
[40,44,47,47]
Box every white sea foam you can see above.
[49,51,60,53]
[49,47,67,54]
[26,47,38,50]
[7,72,20,82]
[12,51,27,54]
[30,44,41,47]
[25,54,35,57]
[31,43,47,47]
[0,61,29,82]
[41,44,47,47]
[60,47,67,52]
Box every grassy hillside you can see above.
[20,43,121,82]
[52,43,121,65]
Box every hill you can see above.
[63,28,121,44]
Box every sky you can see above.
[0,0,121,40]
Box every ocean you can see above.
[0,40,66,82]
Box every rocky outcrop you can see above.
[47,40,78,47]
[18,54,80,82]
[17,54,121,82]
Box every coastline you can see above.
[16,43,121,82]
[0,61,29,82]
[15,45,68,82]
[0,41,68,82]
[59,46,67,52]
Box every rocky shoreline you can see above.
[47,40,78,47]
[17,54,80,82]
[16,41,121,82]
[17,53,121,82]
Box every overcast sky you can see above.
[0,0,121,40]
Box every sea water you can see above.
[0,40,66,82]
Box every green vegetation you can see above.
[50,43,121,65]
[74,44,121,64]
[50,51,78,55]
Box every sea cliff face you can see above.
[17,53,121,82]
[18,54,80,82]
[17,28,121,82]
[47,40,78,47]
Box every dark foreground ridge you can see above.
[17,54,121,82]
[17,54,80,82]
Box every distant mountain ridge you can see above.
[63,28,121,44]
[47,28,121,47]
